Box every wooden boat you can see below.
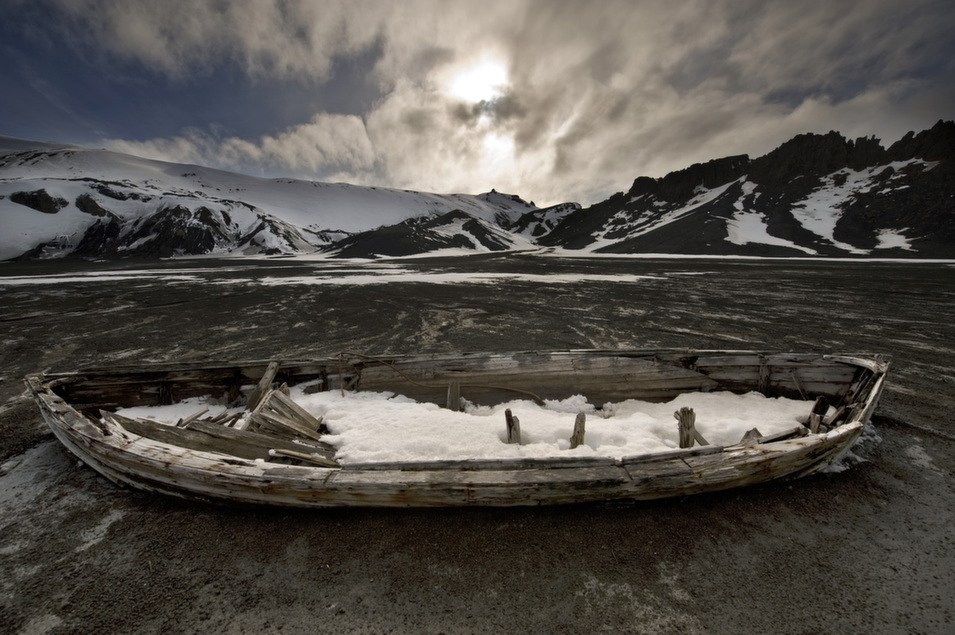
[25,350,889,507]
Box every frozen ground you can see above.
[0,254,952,633]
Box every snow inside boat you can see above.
[25,350,889,507]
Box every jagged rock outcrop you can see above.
[630,155,750,201]
[331,209,522,258]
[510,202,582,239]
[75,193,118,219]
[541,120,954,258]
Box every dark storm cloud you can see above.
[2,0,953,204]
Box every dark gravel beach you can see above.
[1,255,952,633]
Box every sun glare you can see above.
[482,131,515,166]
[446,58,508,103]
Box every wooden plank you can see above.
[342,457,619,472]
[249,410,324,442]
[105,412,286,463]
[246,361,279,411]
[184,419,336,457]
[268,390,324,431]
[809,396,829,433]
[176,408,209,428]
[268,448,338,468]
[620,444,724,465]
[758,426,809,443]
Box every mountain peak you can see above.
[2,123,952,260]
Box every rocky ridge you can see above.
[1,121,952,260]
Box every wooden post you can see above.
[674,407,708,448]
[809,395,830,433]
[447,382,461,412]
[570,412,586,449]
[505,409,521,444]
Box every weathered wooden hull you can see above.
[25,350,889,507]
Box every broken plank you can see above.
[250,410,324,443]
[268,391,324,431]
[184,419,335,457]
[176,408,209,428]
[246,362,280,411]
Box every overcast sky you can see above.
[1,0,953,206]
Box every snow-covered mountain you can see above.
[0,138,536,260]
[541,120,955,258]
[510,202,582,239]
[2,121,953,260]
[330,209,535,258]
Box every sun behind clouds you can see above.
[445,56,508,103]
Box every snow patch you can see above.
[725,211,817,254]
[875,228,914,250]
[788,159,931,255]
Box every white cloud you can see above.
[105,114,376,176]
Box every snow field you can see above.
[115,389,813,464]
